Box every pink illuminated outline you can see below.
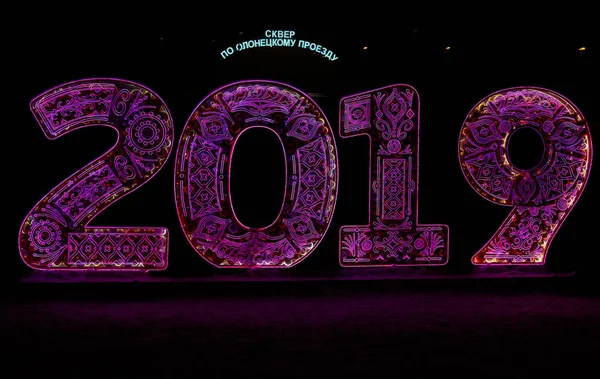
[174,79,339,268]
[19,78,174,271]
[458,87,593,265]
[338,84,449,267]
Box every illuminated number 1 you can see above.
[459,87,592,265]
[175,80,338,267]
[339,84,449,266]
[19,79,173,270]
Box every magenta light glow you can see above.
[459,87,593,265]
[174,80,339,267]
[19,78,593,273]
[338,85,449,267]
[19,79,174,270]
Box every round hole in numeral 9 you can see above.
[507,126,546,171]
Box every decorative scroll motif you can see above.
[294,139,327,220]
[188,137,222,219]
[381,159,406,220]
[19,79,174,270]
[459,87,592,264]
[34,83,114,137]
[54,165,122,223]
[339,84,449,266]
[175,80,338,268]
[68,233,166,267]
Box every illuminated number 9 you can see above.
[459,87,593,265]
[19,79,174,270]
[174,80,338,267]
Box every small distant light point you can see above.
[578,47,586,51]
[445,46,451,50]
[362,46,368,50]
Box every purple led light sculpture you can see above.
[339,85,449,266]
[459,87,593,265]
[19,79,173,270]
[174,80,338,267]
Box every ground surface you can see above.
[3,277,599,378]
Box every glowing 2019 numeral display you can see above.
[19,78,593,272]
[18,79,174,270]
[339,84,449,266]
[459,87,593,265]
[174,80,338,267]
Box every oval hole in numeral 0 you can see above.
[19,79,174,270]
[458,87,593,265]
[174,80,339,268]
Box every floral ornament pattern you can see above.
[175,81,338,268]
[339,84,449,266]
[459,87,592,264]
[19,79,173,270]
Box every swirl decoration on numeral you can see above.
[459,87,592,265]
[339,84,449,267]
[19,79,173,270]
[175,80,338,267]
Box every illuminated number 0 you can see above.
[175,80,338,267]
[339,84,449,266]
[19,79,174,270]
[459,87,592,265]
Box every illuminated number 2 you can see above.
[459,87,593,265]
[339,84,449,266]
[175,80,338,267]
[19,79,174,270]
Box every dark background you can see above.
[9,23,598,281]
[4,16,600,379]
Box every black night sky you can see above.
[5,15,600,378]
